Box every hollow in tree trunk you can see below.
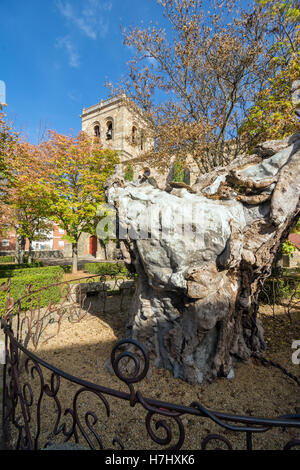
[108,132,300,383]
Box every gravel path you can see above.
[1,303,299,450]
[0,364,3,450]
[0,324,4,450]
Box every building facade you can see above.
[0,229,16,253]
[81,93,153,178]
[0,223,66,257]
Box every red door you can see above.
[89,236,97,256]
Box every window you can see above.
[132,126,137,144]
[58,240,64,248]
[94,125,100,137]
[106,121,113,140]
[40,242,52,250]
[58,228,64,234]
[140,131,144,150]
[1,240,9,247]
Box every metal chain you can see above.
[252,352,300,387]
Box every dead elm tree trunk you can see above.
[107,132,300,384]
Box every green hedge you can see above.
[0,266,64,315]
[0,265,64,280]
[60,264,72,273]
[0,257,48,265]
[84,262,128,276]
[0,255,15,263]
[0,262,44,271]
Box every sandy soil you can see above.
[63,272,98,282]
[8,298,300,451]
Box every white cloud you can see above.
[56,36,80,68]
[146,56,158,66]
[56,0,112,40]
[68,90,82,102]
[0,80,6,105]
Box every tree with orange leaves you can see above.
[0,104,18,202]
[109,0,299,173]
[41,131,118,273]
[1,128,118,269]
[1,140,54,263]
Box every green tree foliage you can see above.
[42,131,119,273]
[282,217,300,257]
[124,164,134,181]
[240,1,300,148]
[172,161,185,183]
[0,110,119,270]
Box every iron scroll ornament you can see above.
[1,273,300,451]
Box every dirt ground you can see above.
[8,298,300,451]
[63,272,97,282]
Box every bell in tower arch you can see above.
[106,121,113,140]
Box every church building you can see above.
[81,93,153,178]
[68,94,155,259]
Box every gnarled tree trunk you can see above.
[108,131,300,384]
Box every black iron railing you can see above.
[1,275,299,450]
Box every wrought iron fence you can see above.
[1,275,300,451]
[259,273,300,318]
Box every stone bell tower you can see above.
[77,94,154,260]
[81,93,151,175]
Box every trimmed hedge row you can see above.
[0,265,65,280]
[60,264,72,273]
[84,262,129,276]
[0,262,71,273]
[0,262,44,271]
[0,257,47,264]
[0,255,15,263]
[0,265,65,315]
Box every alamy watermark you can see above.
[292,340,300,365]
[96,201,216,245]
[0,80,6,105]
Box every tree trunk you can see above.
[28,239,33,264]
[108,131,300,384]
[72,242,78,274]
[99,240,108,260]
[15,235,26,265]
[103,242,108,260]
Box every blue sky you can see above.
[0,0,165,143]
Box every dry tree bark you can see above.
[107,129,300,384]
